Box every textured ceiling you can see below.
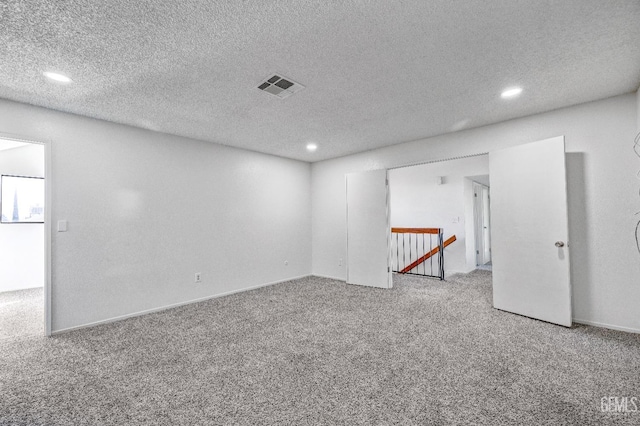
[1,1,639,162]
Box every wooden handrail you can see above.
[399,235,457,274]
[391,227,441,234]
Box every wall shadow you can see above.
[565,152,591,320]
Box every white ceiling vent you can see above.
[257,74,305,99]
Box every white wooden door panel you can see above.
[346,170,391,289]
[489,136,571,326]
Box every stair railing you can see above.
[391,228,455,280]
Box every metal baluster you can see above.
[422,232,426,276]
[409,233,412,274]
[402,233,405,273]
[439,228,445,280]
[396,232,399,273]
[430,233,433,277]
[415,233,419,275]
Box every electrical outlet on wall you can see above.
[194,273,202,283]
[284,260,289,266]
[339,258,343,266]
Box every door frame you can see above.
[0,134,52,336]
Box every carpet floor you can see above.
[0,287,43,340]
[1,271,639,425]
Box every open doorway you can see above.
[388,155,490,279]
[348,137,571,327]
[0,139,46,338]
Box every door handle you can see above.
[555,241,565,248]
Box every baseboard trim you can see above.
[573,318,640,334]
[311,274,346,282]
[52,274,311,335]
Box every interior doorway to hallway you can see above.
[388,155,491,279]
[347,136,572,328]
[0,138,47,338]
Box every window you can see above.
[1,175,45,224]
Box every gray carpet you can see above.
[0,287,43,340]
[1,272,639,425]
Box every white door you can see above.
[489,136,571,326]
[346,169,392,289]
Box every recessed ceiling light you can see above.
[306,143,318,152]
[501,87,522,99]
[43,71,73,84]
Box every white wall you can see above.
[0,144,45,292]
[389,156,489,275]
[637,87,640,130]
[0,99,312,332]
[312,93,640,333]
